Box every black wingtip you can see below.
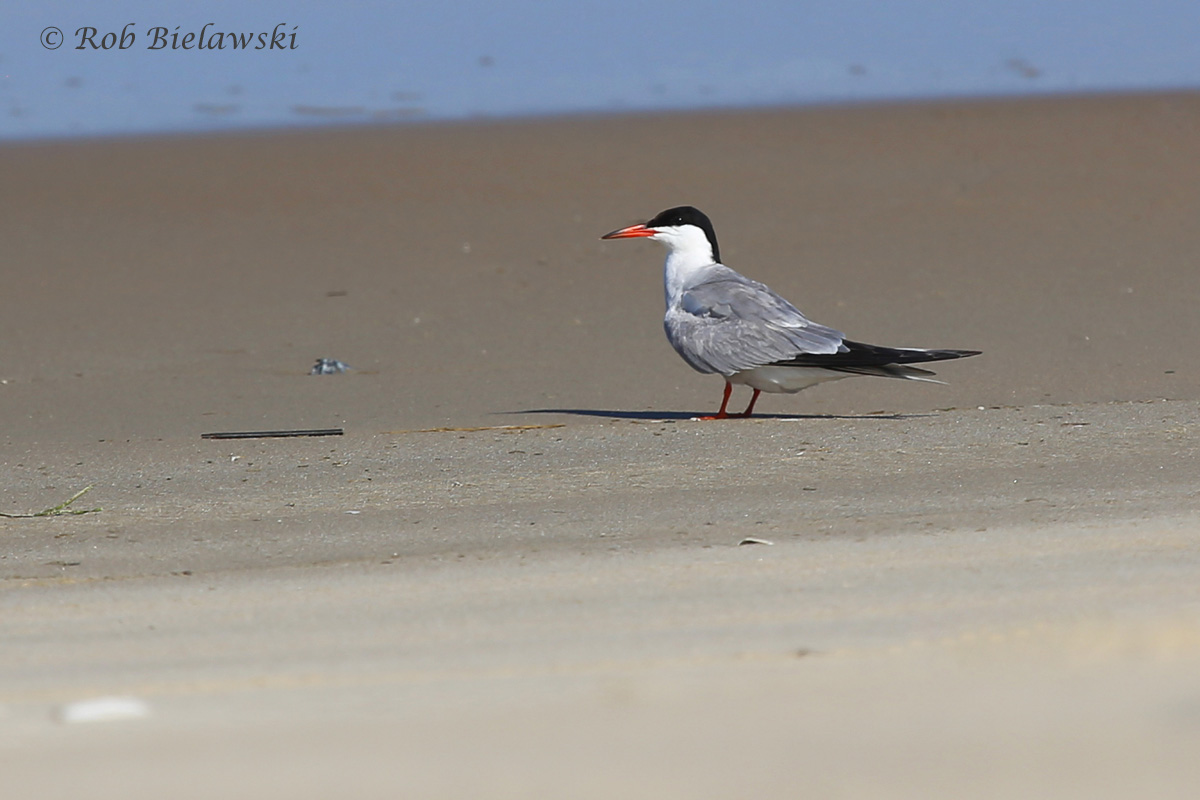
[917,349,982,361]
[776,342,980,370]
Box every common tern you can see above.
[601,206,980,419]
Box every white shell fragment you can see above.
[738,537,775,546]
[58,696,151,724]
[310,358,351,375]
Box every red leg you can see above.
[739,389,761,417]
[699,381,733,420]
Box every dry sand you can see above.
[2,93,1199,797]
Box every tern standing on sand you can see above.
[601,206,980,419]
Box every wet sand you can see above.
[2,93,1199,797]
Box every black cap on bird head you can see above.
[644,206,720,262]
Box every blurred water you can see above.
[2,0,1198,140]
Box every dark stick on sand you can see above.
[201,428,345,440]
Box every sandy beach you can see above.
[2,93,1199,797]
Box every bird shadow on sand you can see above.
[508,408,935,422]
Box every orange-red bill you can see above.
[600,223,655,240]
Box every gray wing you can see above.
[665,268,846,375]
